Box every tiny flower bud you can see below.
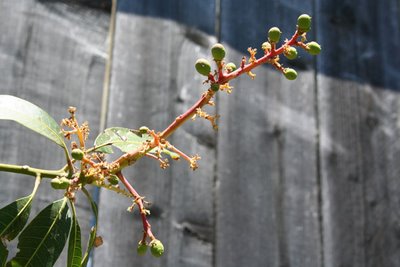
[71,148,84,160]
[150,239,164,257]
[211,43,226,61]
[297,14,312,33]
[137,241,148,255]
[195,58,211,76]
[268,27,282,43]
[306,41,321,55]
[284,47,298,60]
[211,83,220,92]
[261,41,271,51]
[283,68,298,80]
[225,62,237,73]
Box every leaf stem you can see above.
[0,163,67,178]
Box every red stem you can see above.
[110,30,302,172]
[219,31,300,83]
[116,172,155,240]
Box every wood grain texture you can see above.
[0,0,108,265]
[94,1,216,266]
[316,0,400,266]
[216,1,321,266]
[1,0,399,266]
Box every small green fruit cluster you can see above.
[137,241,148,256]
[306,41,321,55]
[195,58,211,76]
[150,239,164,257]
[137,239,164,257]
[225,62,237,73]
[261,41,271,52]
[283,68,298,80]
[211,43,226,61]
[71,148,84,160]
[51,177,71,190]
[268,27,282,43]
[284,47,298,60]
[297,14,312,33]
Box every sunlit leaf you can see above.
[8,198,71,267]
[67,201,82,267]
[94,127,180,160]
[0,95,67,150]
[0,176,40,241]
[94,127,151,154]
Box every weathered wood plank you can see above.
[217,1,321,266]
[316,0,400,266]
[0,1,108,266]
[95,2,216,266]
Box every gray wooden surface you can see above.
[0,1,108,266]
[0,0,399,267]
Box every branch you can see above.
[116,172,155,240]
[0,163,67,178]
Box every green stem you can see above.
[0,163,67,178]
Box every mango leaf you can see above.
[0,242,7,267]
[0,176,40,241]
[8,198,71,267]
[81,188,98,267]
[67,201,82,267]
[94,127,151,154]
[94,127,180,160]
[0,95,67,150]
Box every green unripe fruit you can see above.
[211,43,226,61]
[225,62,237,72]
[268,27,282,43]
[195,58,211,76]
[51,177,70,190]
[283,68,298,80]
[211,83,220,92]
[137,241,148,255]
[139,126,149,134]
[284,47,298,60]
[150,239,164,257]
[108,175,119,185]
[297,14,312,32]
[71,148,84,160]
[261,42,271,51]
[306,41,321,55]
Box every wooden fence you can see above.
[0,0,399,266]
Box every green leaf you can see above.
[67,201,82,267]
[0,176,41,241]
[0,242,8,267]
[94,127,151,154]
[81,188,98,267]
[8,198,71,267]
[94,127,180,160]
[0,95,67,150]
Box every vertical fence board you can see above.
[217,1,321,266]
[0,1,108,266]
[316,0,400,266]
[95,1,216,266]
